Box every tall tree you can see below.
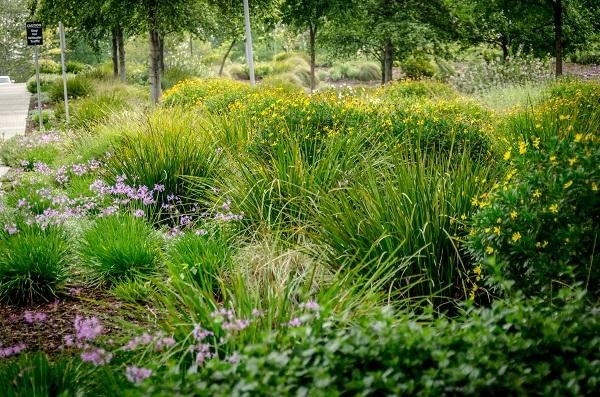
[450,0,600,76]
[281,0,347,92]
[0,0,33,82]
[323,0,453,84]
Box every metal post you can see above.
[59,21,69,122]
[243,0,255,85]
[34,45,43,132]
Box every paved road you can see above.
[0,83,30,179]
[0,83,30,141]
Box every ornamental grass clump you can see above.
[106,108,222,222]
[0,222,71,304]
[316,148,494,304]
[468,129,600,298]
[166,229,232,297]
[78,214,162,287]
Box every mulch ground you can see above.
[0,288,139,356]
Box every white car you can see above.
[0,76,14,84]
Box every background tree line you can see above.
[1,0,598,101]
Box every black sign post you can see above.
[26,22,43,131]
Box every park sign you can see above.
[26,22,43,46]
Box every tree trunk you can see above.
[501,41,509,61]
[553,0,563,76]
[158,34,165,75]
[189,34,193,57]
[111,27,118,79]
[309,23,317,93]
[149,28,161,104]
[219,38,237,76]
[384,39,393,83]
[379,51,385,85]
[117,24,126,81]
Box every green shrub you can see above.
[0,353,82,396]
[69,92,129,130]
[66,60,88,73]
[0,134,61,168]
[468,130,600,298]
[26,73,65,93]
[49,76,93,102]
[316,150,493,303]
[0,222,71,304]
[378,80,457,100]
[166,229,232,297]
[111,276,157,303]
[79,214,162,287]
[401,57,437,79]
[38,59,60,74]
[106,108,222,221]
[161,66,197,90]
[28,109,55,130]
[450,53,553,93]
[148,291,600,396]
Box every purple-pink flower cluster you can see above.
[125,366,153,384]
[81,347,113,366]
[23,310,47,324]
[0,343,26,358]
[122,331,175,352]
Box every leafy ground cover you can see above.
[0,74,599,395]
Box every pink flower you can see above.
[81,348,112,366]
[288,317,302,327]
[133,209,145,218]
[125,366,152,384]
[74,315,103,341]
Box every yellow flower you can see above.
[493,226,501,236]
[563,180,573,189]
[510,210,518,220]
[532,189,542,198]
[535,123,542,129]
[592,182,598,192]
[549,155,557,162]
[485,246,494,255]
[511,232,522,242]
[549,204,559,214]
[568,157,577,166]
[503,150,511,161]
[559,114,570,120]
[574,133,583,143]
[518,141,527,155]
[532,137,540,149]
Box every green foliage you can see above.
[69,93,129,130]
[26,73,65,93]
[316,150,493,302]
[0,222,70,304]
[66,60,89,73]
[148,291,600,396]
[450,53,553,93]
[166,229,232,297]
[49,75,94,102]
[400,57,438,79]
[78,214,162,287]
[28,109,55,130]
[329,61,380,81]
[379,80,457,100]
[0,134,61,168]
[111,276,157,303]
[468,131,600,298]
[106,108,222,220]
[0,353,82,396]
[38,59,61,74]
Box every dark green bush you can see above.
[66,60,88,73]
[0,222,71,304]
[401,57,437,79]
[38,59,60,74]
[26,73,64,93]
[79,214,162,287]
[49,76,93,102]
